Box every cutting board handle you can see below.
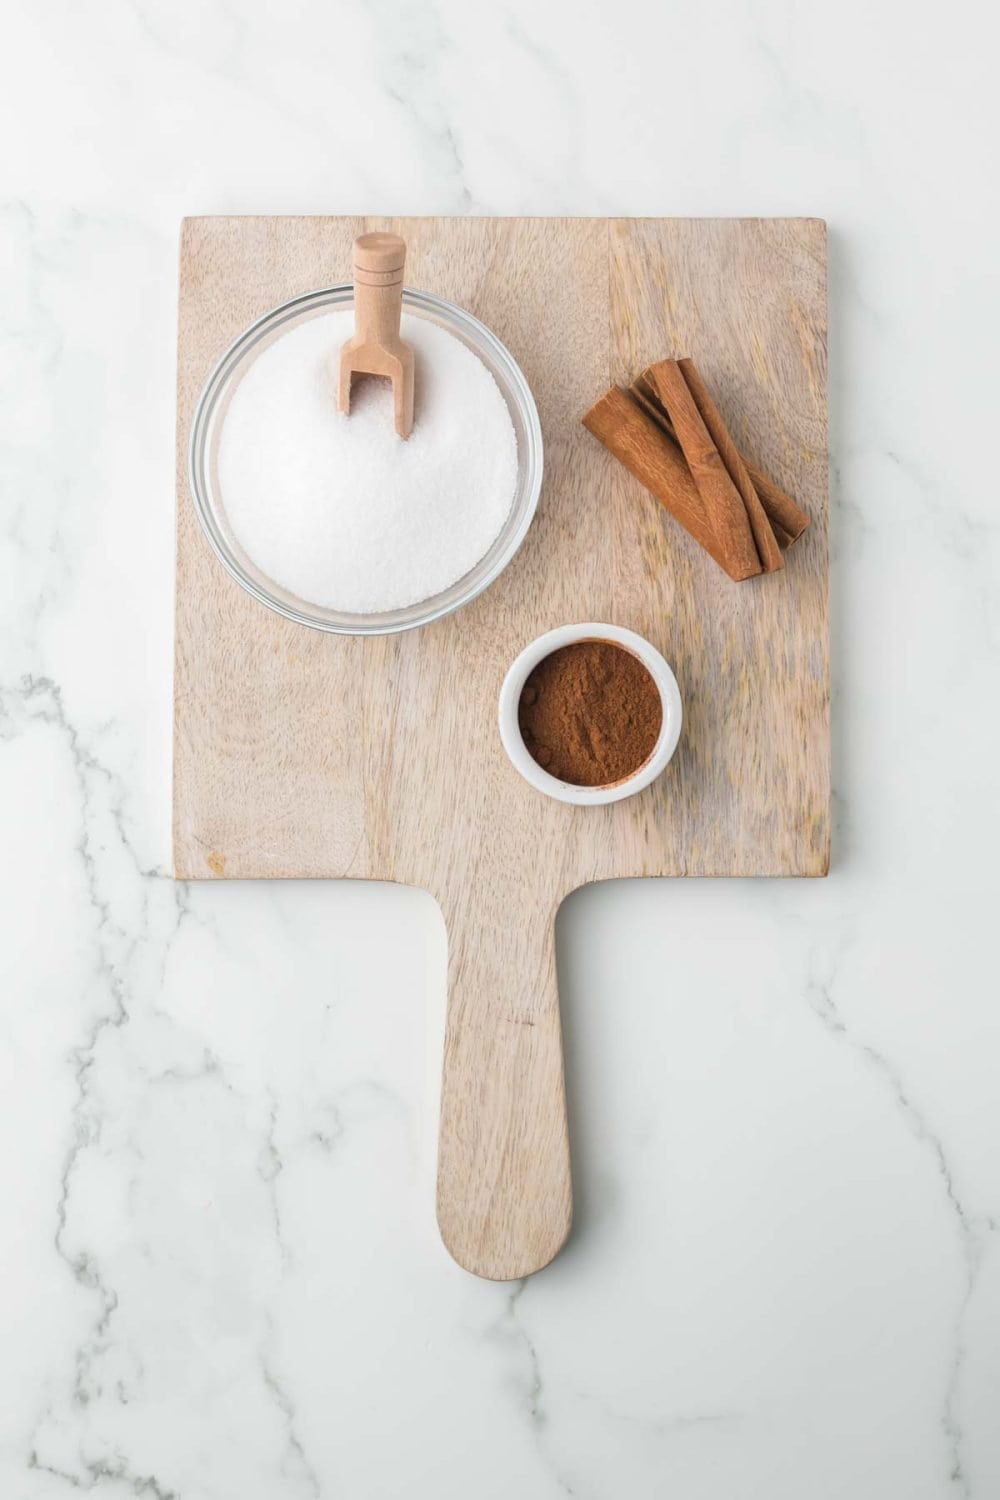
[436,892,572,1280]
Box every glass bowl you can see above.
[188,285,548,633]
[188,285,543,635]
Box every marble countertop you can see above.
[2,1,998,1496]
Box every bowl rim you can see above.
[498,623,684,805]
[187,283,543,636]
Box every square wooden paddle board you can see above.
[173,216,828,1279]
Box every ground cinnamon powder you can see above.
[518,640,662,787]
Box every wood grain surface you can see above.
[174,216,829,1279]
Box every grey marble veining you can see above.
[1,0,998,1495]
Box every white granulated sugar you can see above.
[217,310,518,614]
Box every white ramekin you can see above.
[498,623,683,806]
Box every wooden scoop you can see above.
[338,232,415,439]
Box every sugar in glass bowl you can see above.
[188,285,543,636]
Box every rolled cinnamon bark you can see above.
[742,462,809,547]
[644,360,763,581]
[582,388,751,580]
[631,372,809,550]
[673,360,783,573]
[583,365,810,581]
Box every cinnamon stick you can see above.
[583,361,810,582]
[632,371,808,550]
[743,463,809,547]
[582,388,736,576]
[673,359,783,573]
[645,360,763,582]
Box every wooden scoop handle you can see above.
[351,232,406,351]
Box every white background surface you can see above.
[2,2,999,1496]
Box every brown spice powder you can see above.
[518,640,663,787]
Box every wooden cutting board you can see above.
[174,216,829,1280]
